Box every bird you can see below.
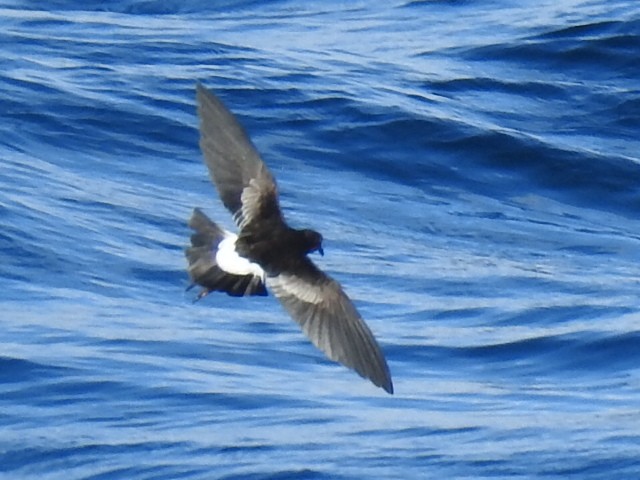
[185,83,393,394]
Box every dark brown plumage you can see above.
[186,83,393,394]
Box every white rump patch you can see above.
[216,232,264,278]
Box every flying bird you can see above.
[185,83,393,394]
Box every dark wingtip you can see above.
[382,379,394,395]
[372,367,393,394]
[369,354,393,394]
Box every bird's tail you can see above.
[186,208,267,298]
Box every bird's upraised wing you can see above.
[196,83,281,230]
[267,261,393,394]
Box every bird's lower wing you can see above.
[266,263,393,394]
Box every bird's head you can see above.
[301,229,324,256]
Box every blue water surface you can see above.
[1,1,640,478]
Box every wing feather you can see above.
[196,83,281,230]
[267,262,393,394]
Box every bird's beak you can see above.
[318,246,324,256]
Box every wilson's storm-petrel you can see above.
[186,83,393,394]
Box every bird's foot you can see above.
[192,288,211,303]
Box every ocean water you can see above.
[1,1,640,478]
